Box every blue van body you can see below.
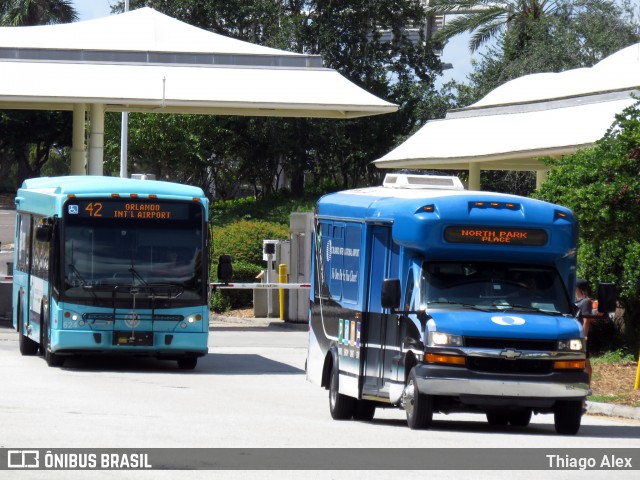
[307,174,587,434]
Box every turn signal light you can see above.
[554,360,586,370]
[425,353,465,365]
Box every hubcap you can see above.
[403,380,415,417]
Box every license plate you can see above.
[112,331,153,346]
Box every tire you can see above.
[404,369,433,430]
[43,316,65,367]
[177,357,198,370]
[554,400,583,435]
[352,400,376,421]
[18,309,39,356]
[329,363,355,420]
[486,412,509,426]
[509,409,532,427]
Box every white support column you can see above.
[70,103,86,175]
[536,169,549,189]
[120,111,129,178]
[468,162,481,191]
[88,104,104,176]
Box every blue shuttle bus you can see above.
[307,173,593,434]
[12,176,209,369]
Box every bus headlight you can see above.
[428,331,463,347]
[557,339,584,351]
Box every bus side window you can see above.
[404,270,415,311]
[17,213,31,273]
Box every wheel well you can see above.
[16,297,22,332]
[404,352,417,384]
[321,351,334,390]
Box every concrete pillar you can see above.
[70,103,86,175]
[88,104,104,176]
[468,162,481,191]
[536,169,548,188]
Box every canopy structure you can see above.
[0,7,397,175]
[374,42,640,190]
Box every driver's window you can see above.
[404,270,414,311]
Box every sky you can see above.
[71,0,476,85]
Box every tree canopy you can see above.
[104,0,446,197]
[0,0,77,25]
[534,100,640,349]
[0,0,77,190]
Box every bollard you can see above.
[278,264,287,321]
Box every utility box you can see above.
[253,239,290,318]
[287,212,313,323]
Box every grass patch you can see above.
[592,349,636,365]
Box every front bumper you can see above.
[51,330,209,357]
[414,363,589,401]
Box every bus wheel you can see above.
[554,401,582,435]
[509,409,532,427]
[18,310,39,356]
[329,363,355,420]
[486,412,509,426]
[352,400,376,421]
[43,317,65,367]
[404,369,433,430]
[177,357,197,370]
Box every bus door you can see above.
[362,225,400,400]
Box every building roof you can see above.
[0,7,397,119]
[374,42,640,170]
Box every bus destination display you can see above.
[65,199,190,221]
[444,226,548,246]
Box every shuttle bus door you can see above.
[362,225,399,400]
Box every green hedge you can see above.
[210,220,289,312]
[212,220,289,266]
[209,259,262,312]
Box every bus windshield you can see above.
[421,261,573,315]
[63,205,205,307]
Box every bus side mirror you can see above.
[381,278,401,310]
[35,224,52,242]
[217,254,233,283]
[597,283,616,314]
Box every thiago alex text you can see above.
[7,450,152,470]
[547,454,633,470]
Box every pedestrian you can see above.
[575,278,593,382]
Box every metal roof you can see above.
[0,7,397,119]
[374,42,640,171]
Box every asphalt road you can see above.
[1,321,639,479]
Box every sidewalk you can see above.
[209,313,307,331]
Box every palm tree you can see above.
[0,0,78,26]
[427,0,560,52]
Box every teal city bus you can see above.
[12,176,209,369]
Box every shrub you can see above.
[209,259,262,312]
[212,220,289,266]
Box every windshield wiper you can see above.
[68,264,87,286]
[493,303,561,316]
[128,266,148,286]
[427,301,490,312]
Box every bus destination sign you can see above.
[66,199,190,221]
[444,226,548,246]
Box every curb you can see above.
[210,314,307,331]
[586,400,640,421]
